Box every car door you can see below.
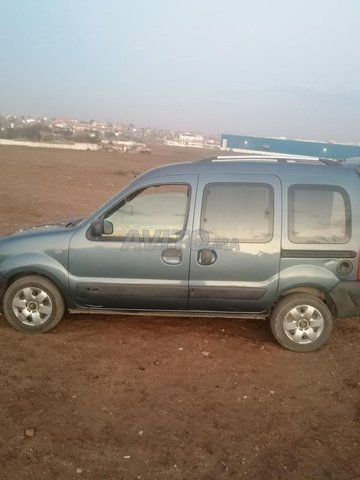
[68,174,197,310]
[189,173,281,312]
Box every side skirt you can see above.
[68,308,269,320]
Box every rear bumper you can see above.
[329,282,360,318]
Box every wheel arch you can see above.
[275,287,337,318]
[0,251,72,307]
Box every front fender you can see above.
[0,253,70,306]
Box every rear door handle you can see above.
[198,249,217,266]
[161,248,182,265]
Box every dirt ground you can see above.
[0,144,359,480]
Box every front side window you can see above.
[103,184,190,241]
[200,183,274,243]
[288,185,351,244]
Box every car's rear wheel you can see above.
[3,275,65,332]
[270,294,333,352]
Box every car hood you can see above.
[2,217,84,239]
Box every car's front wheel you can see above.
[270,294,333,352]
[3,275,65,332]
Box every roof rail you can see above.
[198,155,340,166]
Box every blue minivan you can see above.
[1,155,360,351]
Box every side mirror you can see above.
[103,220,114,235]
[89,218,114,238]
[90,218,104,237]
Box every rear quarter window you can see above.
[288,184,351,244]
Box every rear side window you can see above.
[200,183,274,243]
[288,185,351,244]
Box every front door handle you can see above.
[198,249,217,266]
[161,248,182,265]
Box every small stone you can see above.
[76,468,83,474]
[220,461,229,471]
[178,347,183,351]
[25,428,35,438]
[138,430,144,436]
[123,455,131,459]
[270,390,275,395]
[202,351,210,357]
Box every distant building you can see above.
[164,133,220,149]
[221,134,360,160]
[179,134,205,147]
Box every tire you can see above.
[270,294,333,352]
[3,275,65,333]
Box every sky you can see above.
[0,0,360,142]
